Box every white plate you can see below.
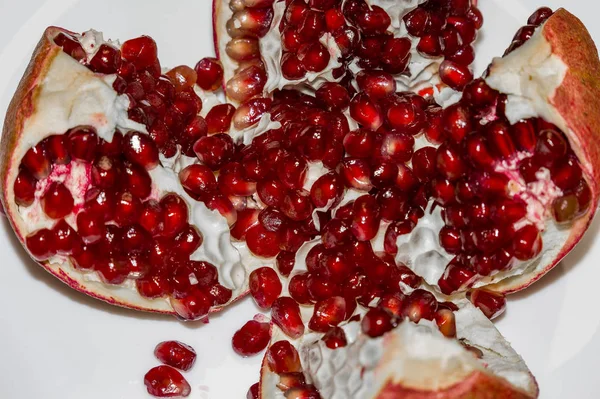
[0,0,599,398]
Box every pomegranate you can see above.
[1,3,600,399]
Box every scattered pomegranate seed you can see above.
[249,267,283,309]
[144,365,191,398]
[232,320,271,357]
[154,341,197,371]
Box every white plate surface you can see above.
[0,0,599,398]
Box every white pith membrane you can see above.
[214,0,464,104]
[5,29,279,313]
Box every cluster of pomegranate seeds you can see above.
[19,125,232,321]
[144,340,196,397]
[225,0,273,102]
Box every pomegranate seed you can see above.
[463,79,498,108]
[512,224,542,261]
[136,270,170,298]
[297,10,326,42]
[322,327,347,349]
[76,210,105,244]
[194,133,235,170]
[371,161,398,188]
[227,7,274,37]
[26,228,56,260]
[412,147,437,181]
[379,293,405,317]
[44,135,70,164]
[435,309,457,338]
[271,297,305,339]
[70,244,96,270]
[528,7,553,26]
[21,143,50,180]
[417,34,442,57]
[204,193,237,225]
[436,142,466,181]
[297,42,330,73]
[361,307,394,338]
[443,103,472,142]
[380,37,411,73]
[173,225,202,255]
[535,129,567,166]
[310,172,343,209]
[356,70,396,100]
[552,194,579,224]
[218,162,257,196]
[247,383,259,399]
[316,82,350,111]
[340,158,373,191]
[232,320,271,357]
[206,104,236,134]
[404,8,429,36]
[113,191,141,226]
[170,287,212,321]
[349,93,383,130]
[51,219,79,255]
[289,273,312,304]
[439,262,476,294]
[281,190,313,221]
[154,341,197,371]
[468,289,507,319]
[247,223,282,257]
[226,65,267,103]
[121,36,158,70]
[96,256,129,285]
[376,130,414,162]
[54,33,86,61]
[491,199,527,225]
[233,97,271,129]
[351,195,380,241]
[266,340,302,373]
[13,169,37,207]
[439,226,462,254]
[465,134,495,170]
[552,155,582,191]
[308,296,347,332]
[448,45,475,65]
[160,194,189,237]
[384,220,415,255]
[343,129,375,158]
[249,267,282,309]
[144,365,191,398]
[66,126,98,162]
[41,182,73,219]
[88,43,121,73]
[285,386,321,399]
[179,164,217,199]
[403,289,438,322]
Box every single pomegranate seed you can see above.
[54,32,86,61]
[351,195,380,241]
[487,121,516,159]
[281,190,313,221]
[173,225,203,255]
[361,307,394,338]
[76,210,104,244]
[321,327,348,350]
[205,104,236,134]
[13,169,37,207]
[512,224,542,261]
[144,365,191,398]
[26,229,55,260]
[194,133,235,170]
[66,126,98,162]
[249,267,283,309]
[179,164,217,198]
[159,194,188,238]
[95,255,129,285]
[528,7,553,26]
[247,383,259,399]
[491,199,527,225]
[246,224,282,257]
[356,70,396,100]
[44,135,70,164]
[552,155,582,191]
[113,191,141,226]
[535,129,567,166]
[232,320,271,357]
[310,172,343,209]
[51,219,78,255]
[468,289,507,319]
[439,262,476,294]
[271,297,305,339]
[266,340,302,373]
[465,134,495,170]
[40,182,73,219]
[233,97,272,129]
[136,269,170,298]
[412,147,437,181]
[439,226,462,254]
[170,287,212,321]
[297,42,330,73]
[226,65,267,103]
[193,57,224,91]
[21,143,50,180]
[316,82,350,111]
[121,36,157,70]
[403,289,438,322]
[340,158,373,191]
[122,131,159,170]
[552,194,579,224]
[378,293,405,317]
[443,104,472,143]
[404,8,429,36]
[218,162,257,196]
[349,93,383,130]
[435,309,457,338]
[154,341,197,371]
[308,296,347,332]
[88,43,121,73]
[285,386,321,399]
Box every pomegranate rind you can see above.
[486,9,600,294]
[258,306,538,399]
[0,27,247,316]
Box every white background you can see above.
[0,0,599,398]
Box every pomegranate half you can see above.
[0,27,262,319]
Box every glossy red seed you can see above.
[247,383,259,399]
[170,288,212,321]
[160,194,189,237]
[13,169,37,207]
[144,365,191,398]
[308,296,347,332]
[246,224,282,257]
[154,341,197,371]
[512,224,542,261]
[266,340,302,374]
[249,267,282,309]
[468,289,507,319]
[361,307,394,338]
[232,320,271,357]
[271,297,305,339]
[403,289,438,322]
[121,36,158,70]
[194,133,235,170]
[66,126,98,162]
[435,309,457,338]
[41,182,73,219]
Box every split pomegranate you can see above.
[2,3,600,399]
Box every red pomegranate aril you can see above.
[436,143,466,181]
[44,135,70,164]
[316,82,350,111]
[179,164,217,198]
[289,273,312,304]
[54,33,86,61]
[154,341,197,371]
[136,270,170,298]
[441,27,461,56]
[491,199,527,225]
[378,293,405,317]
[51,219,78,255]
[355,5,390,34]
[297,10,326,42]
[281,190,313,221]
[76,210,105,244]
[343,129,375,158]
[226,65,267,103]
[308,274,340,302]
[512,224,542,261]
[324,8,345,31]
[528,7,553,26]
[218,162,257,196]
[465,134,494,170]
[277,154,307,190]
[70,243,96,270]
[259,207,288,233]
[281,53,306,80]
[394,163,417,191]
[206,104,236,134]
[231,208,260,240]
[247,383,259,399]
[412,147,437,181]
[21,143,50,180]
[552,156,583,191]
[298,42,331,73]
[249,267,282,309]
[321,219,352,249]
[138,200,163,236]
[194,133,235,170]
[41,182,73,219]
[380,37,411,73]
[285,386,321,399]
[144,365,191,398]
[435,309,457,338]
[468,289,507,320]
[66,126,98,162]
[308,296,347,332]
[356,70,396,100]
[404,7,429,37]
[321,327,348,350]
[402,289,437,322]
[487,121,517,159]
[88,43,121,74]
[463,79,498,108]
[228,7,274,37]
[439,226,462,254]
[172,225,202,255]
[114,191,141,226]
[439,60,473,90]
[519,157,542,183]
[164,65,197,93]
[232,320,271,357]
[26,228,56,260]
[440,262,476,294]
[552,194,579,224]
[349,93,383,130]
[246,224,282,257]
[370,161,397,188]
[96,256,129,285]
[340,158,373,191]
[417,34,442,57]
[443,103,472,143]
[271,297,305,339]
[91,156,119,188]
[170,287,212,321]
[160,194,189,237]
[310,172,343,209]
[511,119,537,152]
[535,129,568,166]
[13,169,37,207]
[266,340,302,374]
[361,307,394,338]
[448,45,475,65]
[351,195,380,241]
[121,36,157,70]
[192,57,223,91]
